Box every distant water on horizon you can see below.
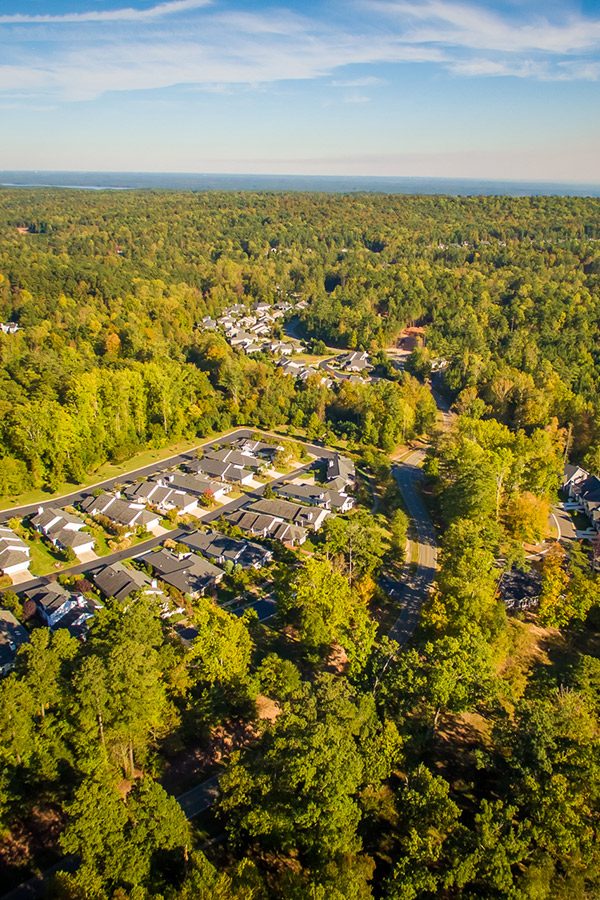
[1,171,599,197]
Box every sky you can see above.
[0,0,599,181]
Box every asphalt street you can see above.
[388,450,438,644]
[1,460,316,598]
[0,428,337,523]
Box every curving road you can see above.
[0,429,338,523]
[1,461,316,598]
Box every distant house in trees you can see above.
[498,567,542,611]
[563,464,590,497]
[337,351,371,373]
[0,608,29,674]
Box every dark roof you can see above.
[144,548,223,595]
[25,582,72,613]
[184,529,271,568]
[499,567,542,607]
[94,562,155,603]
[327,454,355,484]
[0,608,29,670]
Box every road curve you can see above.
[0,429,337,523]
[1,462,315,598]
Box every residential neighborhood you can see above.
[0,434,359,655]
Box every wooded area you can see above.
[2,189,600,900]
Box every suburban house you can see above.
[231,438,282,461]
[563,464,591,497]
[187,457,254,486]
[24,582,95,629]
[161,470,233,501]
[275,482,354,512]
[30,506,95,558]
[125,480,199,515]
[0,322,19,335]
[498,567,542,611]
[337,351,371,373]
[0,526,31,578]
[57,596,103,639]
[225,509,307,546]
[79,493,161,534]
[141,548,224,598]
[327,454,356,491]
[0,608,29,675]
[94,561,164,604]
[204,448,265,472]
[184,529,273,569]
[243,498,330,532]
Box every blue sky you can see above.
[1,0,599,180]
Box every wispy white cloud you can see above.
[332,76,384,87]
[0,0,211,25]
[344,93,371,102]
[0,0,599,104]
[371,0,600,54]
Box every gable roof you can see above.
[25,581,73,613]
[184,529,271,567]
[94,561,156,603]
[144,548,224,595]
[327,454,355,484]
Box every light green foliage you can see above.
[255,654,302,701]
[424,518,501,636]
[219,676,398,871]
[189,596,253,691]
[323,509,384,581]
[287,557,376,668]
[61,775,190,898]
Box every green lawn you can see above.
[0,426,261,513]
[27,540,66,576]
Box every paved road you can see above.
[176,773,221,819]
[385,388,454,644]
[2,462,316,598]
[0,429,337,523]
[388,450,438,644]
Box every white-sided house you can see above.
[25,582,81,628]
[563,464,590,498]
[126,481,199,515]
[30,506,95,557]
[0,526,31,578]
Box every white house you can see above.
[0,527,31,578]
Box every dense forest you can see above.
[2,189,600,899]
